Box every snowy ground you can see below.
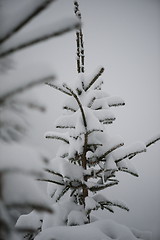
[35,219,152,240]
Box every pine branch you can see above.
[118,167,139,177]
[114,137,159,163]
[107,96,125,107]
[85,67,104,91]
[56,125,75,129]
[69,129,103,140]
[146,134,160,148]
[115,148,146,163]
[99,143,124,161]
[89,181,118,192]
[79,28,85,73]
[87,143,103,148]
[74,1,85,73]
[100,117,116,124]
[44,168,63,178]
[63,106,76,112]
[60,153,69,158]
[74,2,81,73]
[75,31,81,73]
[99,200,129,212]
[95,168,117,179]
[46,82,71,96]
[102,120,115,124]
[108,102,125,107]
[94,80,103,90]
[45,132,69,144]
[87,129,103,135]
[70,189,76,197]
[56,185,70,201]
[103,205,114,213]
[37,178,64,186]
[0,75,55,105]
[0,0,55,44]
[63,83,87,128]
[0,20,80,58]
[87,97,96,108]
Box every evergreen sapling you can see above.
[43,1,160,226]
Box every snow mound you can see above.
[42,199,85,229]
[35,219,152,240]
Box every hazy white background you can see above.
[5,0,160,239]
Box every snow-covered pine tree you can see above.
[43,1,160,227]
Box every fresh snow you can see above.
[117,159,139,176]
[0,63,54,99]
[35,219,152,240]
[49,157,83,181]
[0,143,47,175]
[67,210,88,226]
[42,199,85,229]
[112,142,146,162]
[85,197,100,212]
[107,96,125,107]
[16,210,43,231]
[104,154,118,171]
[2,172,51,211]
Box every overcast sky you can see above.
[4,0,160,239]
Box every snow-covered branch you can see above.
[99,143,124,161]
[89,181,118,192]
[128,134,160,160]
[0,0,55,44]
[74,1,85,74]
[0,75,55,105]
[46,82,71,96]
[146,134,160,148]
[0,18,80,58]
[114,143,147,163]
[85,67,104,91]
[107,96,125,107]
[45,132,69,144]
[37,178,64,186]
[63,83,87,128]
